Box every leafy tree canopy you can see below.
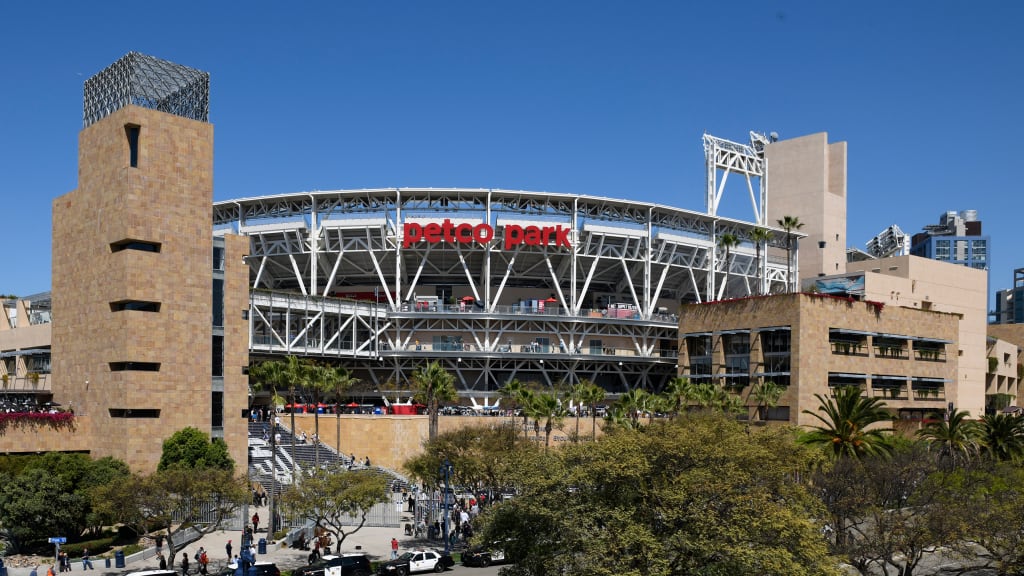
[474,413,838,576]
[158,427,234,472]
[404,424,541,491]
[279,465,390,554]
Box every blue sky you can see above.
[1,2,1020,307]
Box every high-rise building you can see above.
[910,210,990,272]
[993,268,1024,325]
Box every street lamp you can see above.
[268,414,277,536]
[439,459,454,555]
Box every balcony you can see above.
[911,386,946,401]
[874,345,908,360]
[914,347,946,362]
[871,385,908,401]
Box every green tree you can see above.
[330,367,359,456]
[661,376,694,419]
[777,215,804,293]
[410,361,458,441]
[499,378,525,441]
[917,409,980,468]
[0,468,89,551]
[279,465,389,554]
[579,380,605,439]
[752,380,785,422]
[91,467,246,567]
[718,232,741,298]
[526,391,568,450]
[158,427,234,472]
[750,226,773,295]
[979,412,1024,462]
[474,413,839,576]
[306,362,348,467]
[800,386,893,459]
[404,425,540,491]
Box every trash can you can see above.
[0,556,7,576]
[114,551,125,568]
[257,538,267,555]
[105,558,111,568]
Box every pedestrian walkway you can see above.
[2,506,437,576]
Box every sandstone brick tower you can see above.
[51,53,248,472]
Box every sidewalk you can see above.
[3,505,433,576]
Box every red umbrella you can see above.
[545,297,558,303]
[461,295,476,301]
[346,402,360,407]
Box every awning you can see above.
[829,373,868,379]
[830,328,873,336]
[757,326,791,332]
[716,329,750,335]
[910,336,953,344]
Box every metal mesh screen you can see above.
[83,52,209,128]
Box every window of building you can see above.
[212,278,224,328]
[872,375,908,400]
[828,372,867,394]
[28,354,51,374]
[934,240,950,261]
[125,124,140,168]
[722,333,749,388]
[685,334,712,383]
[764,406,790,421]
[109,362,160,372]
[110,239,161,253]
[109,408,160,418]
[212,391,224,428]
[213,245,225,271]
[110,300,161,313]
[212,335,224,377]
[759,329,790,387]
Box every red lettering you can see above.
[403,223,423,248]
[455,223,474,243]
[504,225,524,250]
[542,226,555,245]
[442,219,456,242]
[554,226,571,247]
[424,223,442,243]
[524,226,541,246]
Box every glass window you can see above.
[212,391,224,428]
[212,278,224,327]
[212,335,224,377]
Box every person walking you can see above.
[180,552,189,576]
[390,537,399,560]
[30,566,38,576]
[158,554,167,570]
[252,512,260,533]
[46,566,55,576]
[225,540,233,560]
[81,548,93,570]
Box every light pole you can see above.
[439,459,453,555]
[268,414,277,536]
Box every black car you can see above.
[377,550,454,575]
[462,543,511,568]
[293,554,371,576]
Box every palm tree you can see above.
[718,232,740,299]
[691,382,718,409]
[750,227,773,295]
[307,363,351,467]
[751,380,784,422]
[330,367,359,457]
[776,215,804,293]
[410,361,458,441]
[662,376,694,419]
[979,412,1024,462]
[567,381,587,441]
[917,409,981,468]
[499,378,524,442]
[619,388,653,428]
[580,380,605,440]
[526,391,567,451]
[800,385,894,459]
[250,355,301,414]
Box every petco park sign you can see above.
[403,219,571,250]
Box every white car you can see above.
[377,549,454,574]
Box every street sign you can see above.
[48,537,66,544]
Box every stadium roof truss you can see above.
[224,188,799,393]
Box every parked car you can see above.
[462,542,511,567]
[293,554,371,576]
[377,550,453,575]
[220,561,281,576]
